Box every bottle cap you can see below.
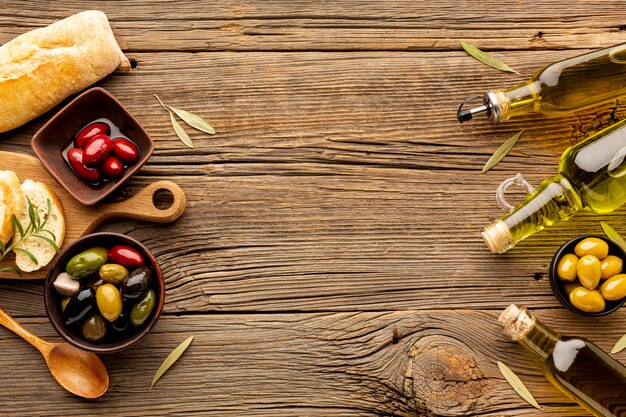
[499,304,535,340]
[457,91,508,123]
[481,219,514,253]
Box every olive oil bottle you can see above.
[458,43,626,123]
[499,305,626,417]
[482,118,626,254]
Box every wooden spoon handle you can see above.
[0,307,52,355]
[97,180,187,223]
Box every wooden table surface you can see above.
[1,1,626,416]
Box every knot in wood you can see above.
[403,337,484,416]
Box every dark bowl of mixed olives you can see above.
[44,232,164,353]
[550,235,626,316]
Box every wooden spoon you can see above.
[0,307,109,398]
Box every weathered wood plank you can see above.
[1,50,623,315]
[0,310,620,416]
[0,1,625,51]
[0,50,617,169]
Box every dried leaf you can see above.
[166,105,215,135]
[461,42,519,74]
[602,221,626,253]
[498,361,543,410]
[150,336,194,391]
[482,130,525,173]
[612,334,626,354]
[170,112,194,148]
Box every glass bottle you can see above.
[482,118,626,254]
[458,43,626,123]
[499,305,626,417]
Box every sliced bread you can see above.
[13,179,65,272]
[0,170,25,245]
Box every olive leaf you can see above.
[461,42,519,74]
[498,361,543,410]
[167,106,215,135]
[150,336,194,391]
[482,130,525,173]
[170,112,194,149]
[154,94,215,148]
[612,334,626,354]
[601,221,626,253]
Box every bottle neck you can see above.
[488,81,541,122]
[518,318,560,361]
[499,305,561,361]
[482,175,582,253]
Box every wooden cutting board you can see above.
[0,151,187,280]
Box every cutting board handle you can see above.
[98,181,186,223]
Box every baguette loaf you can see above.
[0,171,24,244]
[0,10,130,133]
[13,179,65,272]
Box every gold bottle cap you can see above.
[499,304,535,341]
[481,219,514,254]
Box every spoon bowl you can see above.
[0,307,109,398]
[47,343,109,398]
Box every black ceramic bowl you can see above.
[44,232,164,353]
[550,234,626,316]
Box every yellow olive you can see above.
[61,297,71,312]
[569,287,605,313]
[563,282,579,296]
[557,253,579,281]
[577,255,602,290]
[600,274,626,301]
[601,255,623,279]
[95,283,123,322]
[574,237,609,259]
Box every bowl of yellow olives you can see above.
[44,232,164,353]
[550,235,626,316]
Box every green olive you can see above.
[574,237,609,259]
[601,255,623,279]
[96,284,123,322]
[81,314,107,342]
[577,255,601,290]
[99,263,129,285]
[557,253,579,282]
[130,289,156,328]
[600,274,626,301]
[66,247,108,279]
[569,287,605,313]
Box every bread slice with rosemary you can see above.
[0,170,25,245]
[13,179,65,272]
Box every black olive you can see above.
[122,267,152,300]
[63,287,95,326]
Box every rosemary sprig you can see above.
[0,198,60,275]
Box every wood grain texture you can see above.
[0,1,626,51]
[1,2,625,416]
[1,50,622,314]
[0,310,623,416]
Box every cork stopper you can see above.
[481,219,514,254]
[498,304,535,341]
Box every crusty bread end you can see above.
[0,170,24,244]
